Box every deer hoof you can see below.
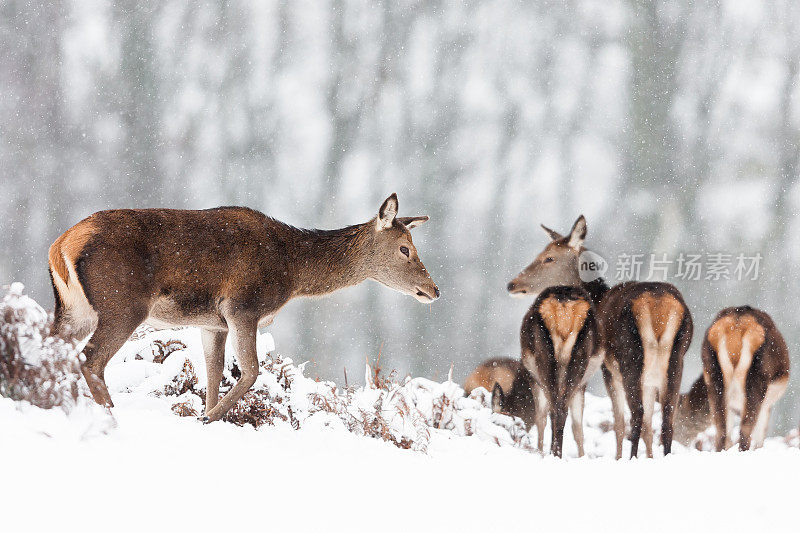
[198,416,211,425]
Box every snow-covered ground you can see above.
[2,287,799,532]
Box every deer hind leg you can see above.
[641,386,657,458]
[203,317,259,423]
[602,362,626,460]
[744,375,787,450]
[637,333,658,459]
[569,386,586,457]
[657,313,683,456]
[82,309,147,407]
[739,390,763,451]
[633,310,659,458]
[660,353,683,455]
[201,329,228,414]
[625,378,645,459]
[636,303,683,457]
[550,401,568,458]
[717,346,736,449]
[703,360,727,452]
[739,371,771,451]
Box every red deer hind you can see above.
[464,358,536,429]
[702,306,789,450]
[49,193,439,422]
[507,216,693,458]
[520,286,598,457]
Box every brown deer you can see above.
[464,358,536,429]
[674,375,711,447]
[507,216,693,458]
[49,193,439,422]
[702,306,789,451]
[520,286,598,458]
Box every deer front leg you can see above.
[203,317,259,423]
[201,329,227,414]
[534,385,548,452]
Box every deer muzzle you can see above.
[414,284,440,303]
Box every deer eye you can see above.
[400,246,410,257]
[543,257,554,263]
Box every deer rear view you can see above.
[702,306,789,451]
[507,215,693,458]
[520,286,598,457]
[464,357,536,429]
[49,193,439,422]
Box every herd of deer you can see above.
[48,193,789,458]
[468,216,791,458]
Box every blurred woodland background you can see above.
[2,0,800,430]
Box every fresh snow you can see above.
[1,288,798,532]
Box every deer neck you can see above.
[288,222,373,297]
[582,277,610,307]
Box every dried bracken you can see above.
[171,399,198,418]
[164,359,199,397]
[138,336,534,454]
[223,389,288,427]
[0,284,84,411]
[152,340,187,364]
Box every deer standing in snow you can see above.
[701,306,789,451]
[49,194,439,422]
[507,216,693,458]
[464,358,536,429]
[520,285,598,457]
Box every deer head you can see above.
[507,215,587,297]
[369,193,440,303]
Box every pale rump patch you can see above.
[464,363,516,395]
[49,217,98,337]
[707,315,765,369]
[538,296,591,364]
[631,293,684,343]
[707,314,766,415]
[631,292,684,392]
[49,218,96,285]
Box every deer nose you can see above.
[507,281,516,292]
[434,286,440,298]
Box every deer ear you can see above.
[397,216,429,229]
[541,224,564,241]
[567,215,587,250]
[377,193,398,230]
[491,383,504,413]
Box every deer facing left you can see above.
[49,193,439,422]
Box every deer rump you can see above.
[521,285,598,457]
[599,281,693,458]
[701,306,789,451]
[464,358,537,429]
